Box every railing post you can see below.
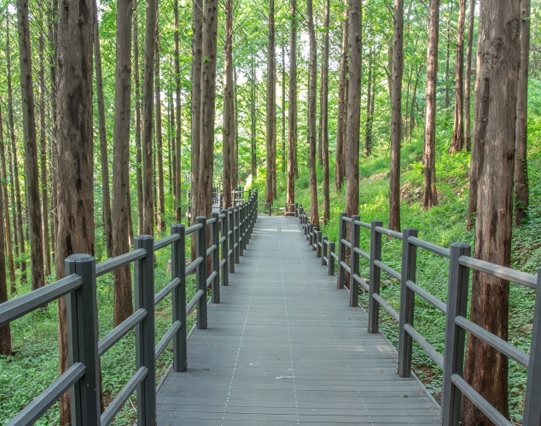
[337,213,347,289]
[65,254,100,426]
[171,224,187,372]
[211,212,220,303]
[134,235,156,425]
[239,205,245,257]
[241,204,247,252]
[398,228,418,377]
[228,208,235,273]
[368,220,383,334]
[315,230,323,256]
[234,207,240,264]
[295,203,299,218]
[196,216,208,329]
[441,243,471,426]
[524,268,541,426]
[221,209,229,286]
[321,236,328,265]
[349,215,361,307]
[308,224,314,245]
[328,242,335,276]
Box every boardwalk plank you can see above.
[157,216,440,425]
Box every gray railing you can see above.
[296,207,541,426]
[0,191,259,426]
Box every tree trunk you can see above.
[55,0,95,423]
[450,0,466,153]
[389,0,404,231]
[444,6,453,109]
[514,0,530,225]
[94,7,113,258]
[410,65,422,139]
[194,0,218,220]
[0,105,16,292]
[321,0,330,225]
[155,40,166,232]
[345,0,361,219]
[365,46,374,156]
[223,0,234,209]
[112,0,134,327]
[266,0,277,204]
[191,0,203,221]
[174,0,182,222]
[281,46,287,175]
[251,55,257,179]
[134,17,144,235]
[464,0,476,152]
[307,0,319,228]
[286,0,297,213]
[422,0,439,209]
[0,163,10,355]
[463,2,520,424]
[17,0,45,291]
[142,0,158,236]
[48,0,58,264]
[335,3,348,192]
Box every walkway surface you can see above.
[156,216,440,425]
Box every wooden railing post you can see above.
[171,224,187,372]
[337,213,347,289]
[295,203,299,218]
[211,212,220,304]
[321,236,328,265]
[315,230,322,256]
[441,242,471,426]
[524,267,541,425]
[239,204,245,257]
[234,207,241,264]
[196,216,208,329]
[228,207,235,273]
[368,220,383,334]
[65,254,100,426]
[328,242,335,276]
[349,215,361,307]
[398,228,418,377]
[221,209,229,286]
[134,235,157,425]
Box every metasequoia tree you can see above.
[463,1,520,424]
[320,0,330,225]
[422,0,439,209]
[250,54,257,178]
[464,0,476,151]
[155,39,166,233]
[141,0,157,235]
[345,0,361,219]
[112,0,134,326]
[449,0,466,153]
[191,0,203,220]
[286,0,297,213]
[388,0,404,231]
[194,0,218,219]
[223,0,235,208]
[307,0,319,228]
[365,45,375,156]
[335,2,348,191]
[174,0,182,222]
[0,119,10,355]
[17,0,45,290]
[514,0,530,225]
[55,0,95,422]
[266,0,277,204]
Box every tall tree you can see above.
[449,0,466,153]
[345,0,361,219]
[112,0,134,326]
[250,54,257,179]
[17,0,45,290]
[464,0,476,151]
[155,40,166,232]
[174,0,182,222]
[0,159,10,355]
[321,0,330,225]
[266,0,277,204]
[286,0,297,213]
[463,1,520,424]
[223,0,235,208]
[514,0,530,225]
[307,0,319,228]
[134,15,144,234]
[194,0,218,219]
[142,0,158,235]
[422,0,439,209]
[55,0,95,422]
[389,0,404,231]
[365,46,375,156]
[335,3,348,191]
[191,0,203,220]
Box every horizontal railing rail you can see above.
[0,191,259,425]
[295,208,541,426]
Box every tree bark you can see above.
[422,0,439,209]
[463,1,520,424]
[464,0,476,152]
[286,0,297,212]
[142,0,158,236]
[223,0,235,209]
[112,0,134,327]
[251,54,257,179]
[514,0,530,225]
[389,0,403,231]
[55,0,95,422]
[321,0,330,225]
[335,3,348,192]
[17,0,45,291]
[0,161,10,355]
[191,0,203,220]
[266,0,277,204]
[450,0,466,153]
[174,0,182,222]
[307,0,319,228]
[134,16,144,235]
[155,40,166,232]
[365,46,374,156]
[281,46,287,175]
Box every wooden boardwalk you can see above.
[156,216,440,425]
